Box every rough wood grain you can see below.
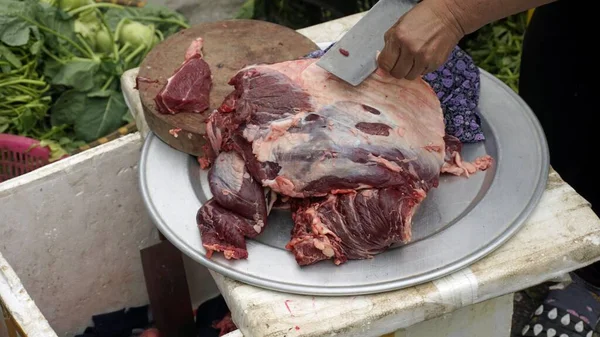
[137,19,319,156]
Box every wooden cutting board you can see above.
[136,19,319,156]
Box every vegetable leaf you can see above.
[122,110,134,123]
[29,39,41,54]
[43,57,62,78]
[39,139,68,162]
[51,58,99,91]
[50,89,86,126]
[37,3,74,39]
[104,5,188,36]
[74,90,127,141]
[0,0,37,46]
[0,43,22,68]
[235,0,255,19]
[0,116,9,133]
[1,0,188,156]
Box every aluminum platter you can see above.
[138,42,549,296]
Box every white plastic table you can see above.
[121,12,600,337]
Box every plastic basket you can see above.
[0,134,53,183]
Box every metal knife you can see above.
[316,0,418,86]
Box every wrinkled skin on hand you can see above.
[377,0,464,80]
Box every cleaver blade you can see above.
[316,0,417,86]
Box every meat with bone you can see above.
[154,38,213,115]
[196,56,492,266]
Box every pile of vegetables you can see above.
[0,0,188,159]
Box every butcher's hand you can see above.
[376,0,463,80]
[377,0,559,80]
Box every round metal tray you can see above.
[139,56,549,296]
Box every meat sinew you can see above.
[195,56,492,266]
[154,38,213,115]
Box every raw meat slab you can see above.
[137,67,549,295]
[136,19,319,156]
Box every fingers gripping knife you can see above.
[316,0,418,86]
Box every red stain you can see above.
[284,300,294,316]
[339,48,350,57]
[295,326,300,330]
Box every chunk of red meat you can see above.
[195,57,492,265]
[154,37,212,114]
[286,185,424,266]
[197,151,267,260]
[202,64,313,169]
[208,151,267,232]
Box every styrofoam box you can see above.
[0,131,226,336]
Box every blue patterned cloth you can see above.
[304,44,485,143]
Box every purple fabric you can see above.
[304,44,485,143]
[424,47,484,142]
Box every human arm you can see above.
[377,0,559,80]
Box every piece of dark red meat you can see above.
[197,151,267,259]
[154,37,212,115]
[194,57,492,265]
[208,151,267,228]
[287,185,424,266]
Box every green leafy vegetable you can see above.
[51,58,99,90]
[0,43,21,67]
[117,20,156,48]
[104,5,188,36]
[58,0,90,12]
[39,138,68,161]
[50,88,85,125]
[74,90,127,141]
[0,0,38,46]
[122,109,134,123]
[0,0,189,158]
[73,7,102,49]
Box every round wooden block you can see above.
[137,19,319,156]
